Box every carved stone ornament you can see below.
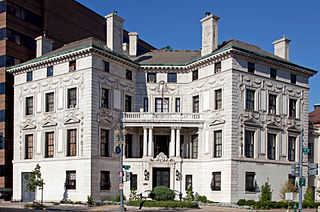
[64,112,81,125]
[150,152,174,163]
[208,116,225,126]
[98,110,113,123]
[21,120,37,130]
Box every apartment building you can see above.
[7,12,316,203]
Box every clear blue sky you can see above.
[77,0,320,111]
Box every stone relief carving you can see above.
[21,119,37,130]
[241,75,262,88]
[98,110,113,123]
[208,115,225,126]
[41,115,58,127]
[150,152,174,163]
[64,111,81,125]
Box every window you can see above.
[47,66,53,77]
[192,70,198,81]
[245,130,254,158]
[155,98,169,112]
[288,136,296,161]
[45,132,54,158]
[211,172,221,191]
[66,171,76,190]
[185,175,192,190]
[101,88,109,109]
[291,74,296,84]
[246,89,255,110]
[288,174,296,186]
[69,61,76,72]
[308,143,314,163]
[270,68,277,79]
[100,171,111,190]
[245,172,256,192]
[289,99,296,118]
[175,98,180,112]
[100,129,110,157]
[45,92,54,112]
[147,73,156,83]
[0,110,4,122]
[268,94,276,114]
[191,134,198,159]
[248,62,255,73]
[126,69,132,80]
[25,96,33,115]
[267,133,276,160]
[144,98,148,112]
[167,73,177,83]
[193,96,199,113]
[0,132,4,149]
[214,62,221,73]
[125,134,133,158]
[125,95,132,112]
[104,61,110,72]
[67,88,77,108]
[0,82,5,95]
[25,134,33,159]
[214,130,222,158]
[215,89,222,110]
[67,129,77,156]
[130,174,137,190]
[27,71,32,82]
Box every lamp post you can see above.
[115,128,127,211]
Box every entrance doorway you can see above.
[21,172,35,202]
[154,135,169,157]
[153,168,170,188]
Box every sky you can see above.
[77,0,320,112]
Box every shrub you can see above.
[149,186,175,201]
[304,187,314,203]
[24,203,46,209]
[115,195,126,202]
[237,199,247,206]
[185,186,194,201]
[197,195,207,203]
[279,180,297,201]
[259,182,272,202]
[87,195,93,206]
[127,200,198,208]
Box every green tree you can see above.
[259,182,272,202]
[26,164,45,205]
[304,187,314,203]
[279,180,297,201]
[185,186,194,201]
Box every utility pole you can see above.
[298,129,303,212]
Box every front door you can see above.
[154,135,169,157]
[21,172,35,202]
[153,168,170,188]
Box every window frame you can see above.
[67,88,77,109]
[185,175,192,190]
[25,134,33,159]
[143,98,148,112]
[214,62,221,73]
[26,71,32,82]
[289,99,297,118]
[25,96,33,115]
[191,134,198,159]
[245,130,254,158]
[268,94,277,114]
[125,95,132,112]
[130,173,137,190]
[245,172,256,192]
[288,136,296,161]
[192,95,199,113]
[167,73,177,83]
[192,70,198,81]
[155,98,169,113]
[270,68,277,79]
[147,73,156,83]
[69,60,76,72]
[104,61,110,72]
[126,69,132,80]
[214,130,222,158]
[267,133,276,160]
[45,131,54,158]
[45,92,54,112]
[248,62,255,73]
[245,89,255,110]
[211,172,221,191]
[291,74,296,84]
[67,129,77,157]
[101,88,109,109]
[47,66,53,77]
[100,171,111,190]
[175,98,180,113]
[66,171,76,190]
[215,89,222,110]
[100,129,110,157]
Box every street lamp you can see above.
[115,128,127,211]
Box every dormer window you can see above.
[248,62,255,73]
[69,61,76,72]
[147,73,156,83]
[214,62,221,73]
[27,71,32,82]
[291,74,296,84]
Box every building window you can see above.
[289,99,296,118]
[246,89,255,110]
[69,61,76,72]
[27,71,32,82]
[125,95,132,112]
[215,89,222,110]
[267,133,276,160]
[214,62,221,73]
[268,94,276,114]
[185,175,192,190]
[147,73,156,83]
[100,129,110,157]
[193,96,199,113]
[245,172,256,192]
[270,68,277,79]
[308,143,314,163]
[66,171,76,190]
[126,69,132,80]
[130,174,137,190]
[291,74,296,84]
[45,132,54,158]
[0,132,4,149]
[45,92,54,112]
[288,174,296,186]
[67,88,77,108]
[167,73,177,83]
[248,62,255,73]
[101,88,109,109]
[25,96,33,115]
[67,129,77,156]
[192,70,198,81]
[104,61,110,72]
[47,66,53,77]
[155,98,169,112]
[214,130,222,158]
[288,136,296,161]
[144,98,148,112]
[211,172,221,191]
[100,171,111,190]
[191,134,198,159]
[245,130,254,158]
[125,134,133,158]
[25,134,33,159]
[175,98,180,112]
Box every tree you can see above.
[279,180,297,201]
[259,182,272,202]
[185,185,194,201]
[304,187,314,203]
[26,164,45,205]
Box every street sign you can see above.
[285,192,293,201]
[115,146,121,154]
[299,178,306,187]
[119,184,123,190]
[303,148,310,154]
[309,163,318,169]
[123,165,131,170]
[291,164,298,176]
[309,169,318,176]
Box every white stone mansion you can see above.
[7,13,317,203]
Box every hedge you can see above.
[237,199,320,209]
[127,200,199,208]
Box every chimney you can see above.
[128,32,138,57]
[35,36,54,57]
[201,12,220,57]
[273,35,291,60]
[105,12,125,54]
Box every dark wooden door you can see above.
[154,135,169,157]
[153,168,170,188]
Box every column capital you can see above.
[176,126,181,130]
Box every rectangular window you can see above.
[288,174,296,186]
[155,98,169,112]
[215,89,222,110]
[45,92,54,112]
[147,73,156,83]
[0,132,4,149]
[248,62,255,73]
[67,129,77,156]
[100,171,111,190]
[192,70,198,81]
[185,175,192,190]
[214,62,221,73]
[289,99,296,118]
[66,171,76,190]
[245,172,256,192]
[291,74,296,84]
[104,61,110,72]
[0,110,4,122]
[175,98,180,112]
[69,61,76,72]
[126,69,132,80]
[167,73,177,83]
[25,134,33,159]
[246,89,255,110]
[0,82,5,95]
[193,96,199,113]
[269,94,277,114]
[214,130,222,158]
[67,88,77,108]
[267,133,276,160]
[47,66,53,77]
[125,95,132,112]
[130,174,137,190]
[125,134,133,158]
[308,143,314,163]
[45,132,54,158]
[27,71,32,82]
[100,129,110,157]
[288,136,296,161]
[25,96,33,115]
[270,68,277,79]
[191,134,198,159]
[211,172,221,191]
[245,130,254,158]
[144,98,148,112]
[101,88,109,109]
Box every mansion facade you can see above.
[7,13,316,203]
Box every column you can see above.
[143,127,148,157]
[148,127,153,157]
[176,127,181,157]
[170,127,175,157]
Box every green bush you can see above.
[24,203,46,209]
[185,185,194,201]
[127,200,198,208]
[237,199,247,206]
[87,195,93,206]
[259,182,272,202]
[197,195,207,203]
[115,195,126,202]
[149,186,175,201]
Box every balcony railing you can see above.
[122,112,204,123]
